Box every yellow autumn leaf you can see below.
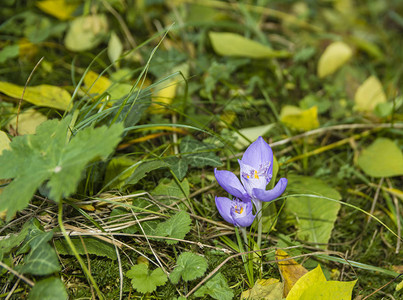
[286,265,326,300]
[241,278,284,300]
[7,108,48,136]
[317,41,353,78]
[36,0,79,21]
[354,76,386,112]
[149,82,178,114]
[0,131,10,154]
[0,81,71,111]
[299,279,357,300]
[280,105,319,131]
[149,63,189,114]
[0,131,10,218]
[18,39,38,59]
[65,14,108,52]
[380,187,403,201]
[84,70,112,96]
[209,32,291,58]
[276,249,308,297]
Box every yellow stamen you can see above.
[254,170,259,179]
[234,205,244,214]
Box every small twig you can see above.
[5,278,21,300]
[15,56,44,136]
[0,261,34,287]
[223,123,403,161]
[129,205,168,275]
[362,273,403,300]
[112,237,123,300]
[367,177,384,225]
[101,0,137,50]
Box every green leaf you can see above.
[209,32,290,58]
[194,272,234,300]
[126,264,167,294]
[54,237,117,260]
[170,252,208,284]
[125,160,168,186]
[286,175,341,249]
[357,138,403,177]
[28,277,68,300]
[180,136,222,169]
[104,156,136,189]
[19,231,61,275]
[354,76,387,112]
[233,124,275,150]
[0,81,71,110]
[112,94,151,127]
[64,15,108,52]
[0,220,30,260]
[154,210,191,244]
[152,178,190,200]
[0,44,19,63]
[0,117,124,221]
[166,157,188,181]
[317,41,353,78]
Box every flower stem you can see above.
[240,226,248,245]
[256,201,263,249]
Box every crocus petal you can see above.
[241,136,273,170]
[252,177,288,202]
[238,160,268,196]
[231,209,256,227]
[230,200,256,227]
[215,196,235,225]
[214,169,248,200]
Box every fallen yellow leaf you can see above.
[36,0,79,21]
[299,279,357,300]
[354,76,386,112]
[0,131,10,154]
[241,278,284,300]
[7,108,48,135]
[149,80,179,114]
[209,32,290,58]
[317,41,353,78]
[280,105,319,131]
[0,81,71,111]
[276,249,308,297]
[84,70,112,96]
[286,265,326,300]
[18,38,38,59]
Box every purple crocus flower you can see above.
[215,137,288,217]
[215,196,256,227]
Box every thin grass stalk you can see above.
[235,227,253,286]
[58,201,104,299]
